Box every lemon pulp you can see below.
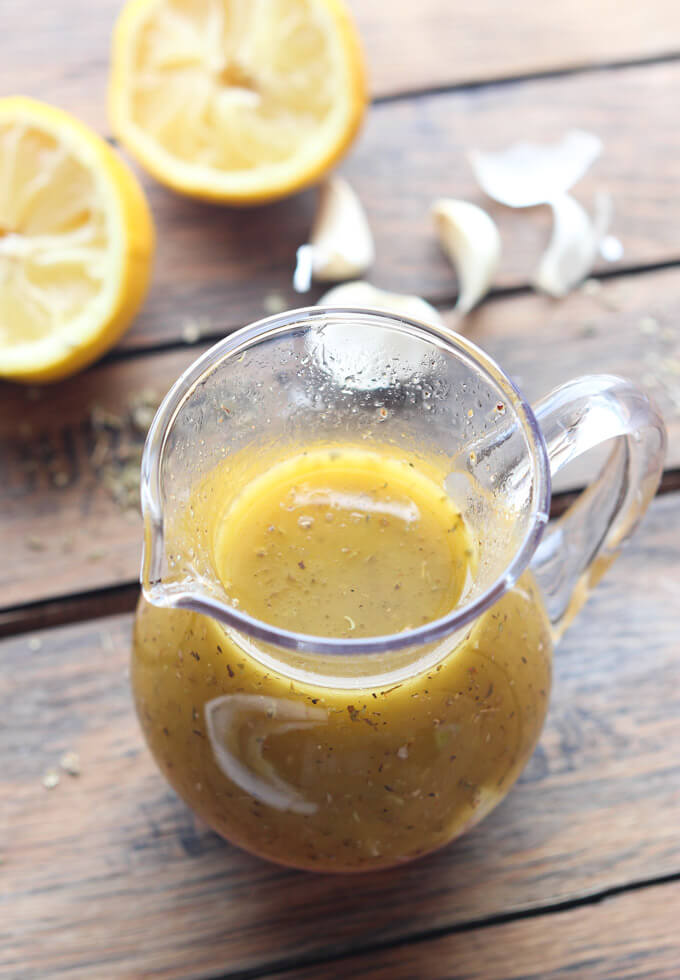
[109,0,367,203]
[0,97,153,383]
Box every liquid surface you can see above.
[133,444,553,871]
[214,448,475,638]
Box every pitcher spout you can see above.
[136,307,553,670]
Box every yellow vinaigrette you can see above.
[133,445,552,870]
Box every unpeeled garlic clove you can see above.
[532,192,611,298]
[432,199,501,314]
[293,176,375,292]
[317,281,444,326]
[470,130,602,208]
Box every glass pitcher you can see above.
[133,308,665,872]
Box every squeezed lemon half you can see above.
[0,96,154,384]
[109,0,367,204]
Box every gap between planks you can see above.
[94,256,680,371]
[3,267,679,618]
[215,873,680,980]
[2,472,680,641]
[369,48,680,105]
[4,490,679,978]
[73,60,680,351]
[7,0,680,119]
[249,881,680,980]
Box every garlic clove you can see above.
[470,130,602,208]
[532,192,611,298]
[294,176,375,292]
[317,281,444,326]
[431,198,501,314]
[313,282,445,390]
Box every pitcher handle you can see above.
[530,375,666,640]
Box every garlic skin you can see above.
[532,192,611,298]
[294,177,375,292]
[470,130,602,208]
[317,281,444,327]
[432,199,501,313]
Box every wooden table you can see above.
[3,2,680,977]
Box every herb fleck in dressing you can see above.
[214,449,473,638]
[132,446,552,871]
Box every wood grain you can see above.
[2,0,679,114]
[270,881,680,980]
[2,491,680,979]
[106,62,680,350]
[356,1,680,96]
[0,348,188,610]
[1,268,678,613]
[4,46,680,351]
[3,8,679,979]
[0,584,139,639]
[4,469,680,641]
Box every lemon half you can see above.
[109,0,367,204]
[0,97,154,384]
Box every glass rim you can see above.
[140,306,552,655]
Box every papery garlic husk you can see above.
[294,176,375,292]
[432,198,501,313]
[470,130,602,208]
[312,281,445,390]
[532,192,611,298]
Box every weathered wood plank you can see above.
[1,268,678,612]
[0,349,188,610]
[2,491,679,979]
[0,585,139,639]
[358,1,680,96]
[3,0,679,113]
[4,50,680,350]
[270,881,680,980]
[5,468,680,641]
[98,62,680,349]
